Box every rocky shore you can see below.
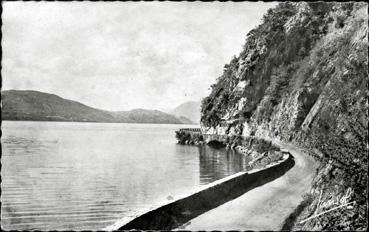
[175,129,204,145]
[176,129,286,170]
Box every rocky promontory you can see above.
[199,2,367,230]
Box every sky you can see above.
[2,1,276,111]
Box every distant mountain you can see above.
[1,90,193,124]
[176,116,194,125]
[110,109,194,124]
[171,101,201,124]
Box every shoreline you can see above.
[181,139,318,230]
[1,119,199,125]
[105,152,294,230]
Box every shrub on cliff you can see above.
[200,2,368,230]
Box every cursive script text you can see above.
[299,188,355,224]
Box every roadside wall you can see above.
[117,154,295,230]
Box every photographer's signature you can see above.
[299,187,355,224]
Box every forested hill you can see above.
[1,90,193,124]
[200,2,367,230]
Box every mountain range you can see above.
[1,90,194,124]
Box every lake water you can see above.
[1,121,250,230]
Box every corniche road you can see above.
[178,140,318,230]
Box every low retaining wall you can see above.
[112,154,295,230]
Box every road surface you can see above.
[178,140,317,230]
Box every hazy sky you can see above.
[2,1,276,111]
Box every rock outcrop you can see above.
[200,2,367,230]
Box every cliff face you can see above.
[200,2,367,230]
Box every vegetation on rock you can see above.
[175,130,203,145]
[200,2,368,230]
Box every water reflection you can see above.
[198,145,251,185]
[2,121,250,230]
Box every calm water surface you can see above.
[1,121,250,230]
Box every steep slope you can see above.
[1,90,192,124]
[171,101,201,124]
[200,2,367,230]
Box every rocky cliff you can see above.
[200,2,367,230]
